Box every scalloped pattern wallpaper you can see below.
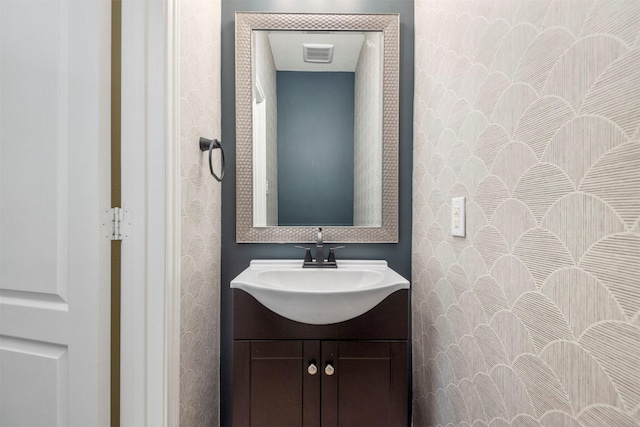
[179,0,221,425]
[412,1,640,426]
[354,32,383,226]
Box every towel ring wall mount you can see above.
[199,137,225,182]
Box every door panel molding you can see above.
[0,336,69,426]
[0,0,111,424]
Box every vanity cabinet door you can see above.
[321,341,408,427]
[233,340,407,427]
[233,340,320,427]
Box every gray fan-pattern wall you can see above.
[354,32,383,226]
[412,0,640,426]
[179,0,222,425]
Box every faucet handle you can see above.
[294,246,313,263]
[327,246,346,263]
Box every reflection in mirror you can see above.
[236,12,399,243]
[252,30,383,227]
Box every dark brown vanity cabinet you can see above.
[232,290,409,427]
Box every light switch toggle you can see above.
[451,197,466,237]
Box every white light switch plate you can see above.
[451,197,466,237]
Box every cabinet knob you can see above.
[324,363,335,376]
[307,362,318,375]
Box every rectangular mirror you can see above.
[236,13,399,243]
[253,29,383,228]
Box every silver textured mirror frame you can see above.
[235,12,399,243]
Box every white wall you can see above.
[254,31,278,226]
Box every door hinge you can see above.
[102,207,132,240]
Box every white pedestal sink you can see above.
[230,260,410,325]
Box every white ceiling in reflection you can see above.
[266,31,366,72]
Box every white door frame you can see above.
[253,79,268,227]
[120,0,180,425]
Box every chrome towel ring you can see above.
[199,137,225,182]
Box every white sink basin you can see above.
[230,260,409,325]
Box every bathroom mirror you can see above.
[236,12,399,243]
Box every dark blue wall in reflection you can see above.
[277,71,355,226]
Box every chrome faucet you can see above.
[316,228,325,266]
[295,228,344,268]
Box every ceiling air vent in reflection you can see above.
[303,44,334,63]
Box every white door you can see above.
[0,1,111,426]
